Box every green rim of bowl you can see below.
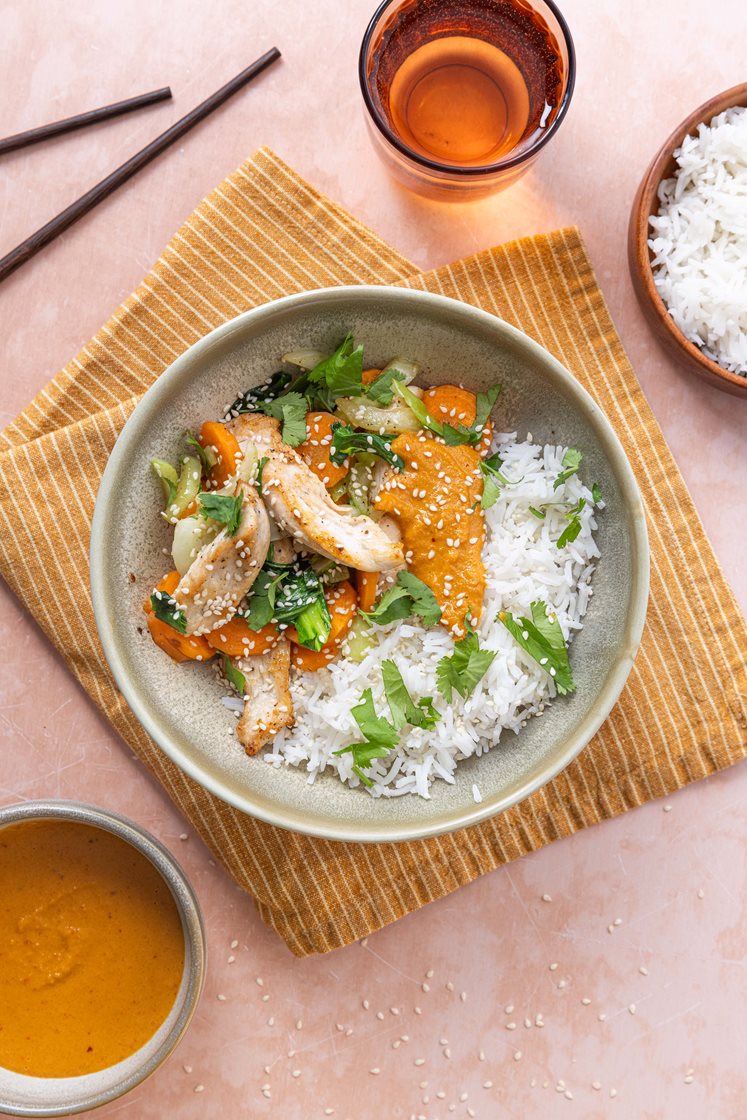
[91,286,649,844]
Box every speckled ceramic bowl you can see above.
[91,287,649,843]
[0,800,205,1117]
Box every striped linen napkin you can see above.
[1,148,744,956]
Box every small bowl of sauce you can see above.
[0,801,205,1117]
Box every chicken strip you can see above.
[227,415,403,573]
[235,640,294,756]
[174,481,270,634]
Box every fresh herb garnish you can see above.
[364,367,406,405]
[330,423,405,471]
[591,482,603,505]
[333,688,399,787]
[198,491,244,535]
[363,571,442,627]
[150,590,186,634]
[498,601,575,695]
[258,391,308,447]
[381,660,440,730]
[556,498,585,549]
[553,447,582,491]
[394,381,501,447]
[528,505,546,519]
[479,452,511,510]
[435,620,497,702]
[184,431,217,472]
[226,371,293,416]
[224,656,246,696]
[256,456,268,494]
[306,334,364,400]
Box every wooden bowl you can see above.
[628,82,747,398]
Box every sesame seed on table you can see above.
[1,0,746,1117]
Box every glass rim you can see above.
[358,0,577,178]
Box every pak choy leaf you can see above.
[242,567,288,630]
[150,589,186,634]
[435,621,497,703]
[224,656,246,696]
[225,371,293,417]
[498,600,575,695]
[329,423,405,471]
[394,381,501,447]
[184,431,218,472]
[198,491,244,535]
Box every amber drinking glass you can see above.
[359,0,575,200]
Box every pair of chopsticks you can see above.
[0,48,281,285]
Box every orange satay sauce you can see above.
[0,820,185,1078]
[374,432,486,635]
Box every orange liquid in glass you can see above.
[369,0,565,168]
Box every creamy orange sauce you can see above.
[0,820,185,1078]
[374,432,486,634]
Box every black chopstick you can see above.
[0,48,281,286]
[0,88,173,157]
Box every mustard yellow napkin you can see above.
[1,149,745,956]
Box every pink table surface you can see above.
[1,1,746,1117]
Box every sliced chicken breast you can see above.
[235,640,294,756]
[174,481,270,634]
[228,414,403,573]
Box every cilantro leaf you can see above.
[591,482,603,505]
[333,688,399,784]
[381,660,441,730]
[330,423,405,471]
[397,572,442,626]
[226,371,293,416]
[557,498,585,549]
[258,391,308,447]
[498,601,575,695]
[360,584,414,626]
[224,656,246,696]
[553,447,582,491]
[436,625,497,703]
[528,505,546,519]
[150,589,186,634]
[479,452,511,510]
[198,491,244,535]
[364,367,406,405]
[307,334,364,399]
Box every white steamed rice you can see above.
[648,105,747,376]
[262,434,601,799]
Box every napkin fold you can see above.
[1,148,745,956]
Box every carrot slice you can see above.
[288,580,358,668]
[143,570,180,614]
[146,614,214,663]
[297,411,348,488]
[361,367,383,385]
[355,569,378,613]
[205,617,280,657]
[199,421,241,487]
[423,384,493,455]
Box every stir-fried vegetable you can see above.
[151,458,179,504]
[335,393,421,435]
[243,561,333,651]
[298,411,349,487]
[290,580,358,669]
[394,381,501,447]
[226,371,293,416]
[205,616,280,656]
[199,421,241,488]
[330,424,405,473]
